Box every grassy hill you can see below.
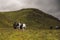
[0,8,60,40]
[0,8,60,29]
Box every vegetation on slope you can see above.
[0,8,60,40]
[0,29,60,40]
[0,8,60,29]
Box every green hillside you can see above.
[0,8,60,29]
[0,8,60,40]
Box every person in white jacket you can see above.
[22,23,26,30]
[17,22,21,29]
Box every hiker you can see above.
[20,23,23,29]
[17,22,21,29]
[22,23,26,30]
[13,22,19,29]
[56,26,60,29]
[50,26,53,29]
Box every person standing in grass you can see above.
[13,22,18,29]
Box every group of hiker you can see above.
[13,22,26,30]
[13,22,60,30]
[50,26,60,29]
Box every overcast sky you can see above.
[0,0,60,19]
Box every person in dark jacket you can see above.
[13,22,19,29]
[50,26,53,29]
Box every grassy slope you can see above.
[0,8,60,29]
[0,8,60,40]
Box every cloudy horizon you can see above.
[0,0,60,19]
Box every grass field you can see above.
[0,28,60,40]
[0,8,60,40]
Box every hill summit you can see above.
[0,8,60,29]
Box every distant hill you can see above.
[0,8,60,29]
